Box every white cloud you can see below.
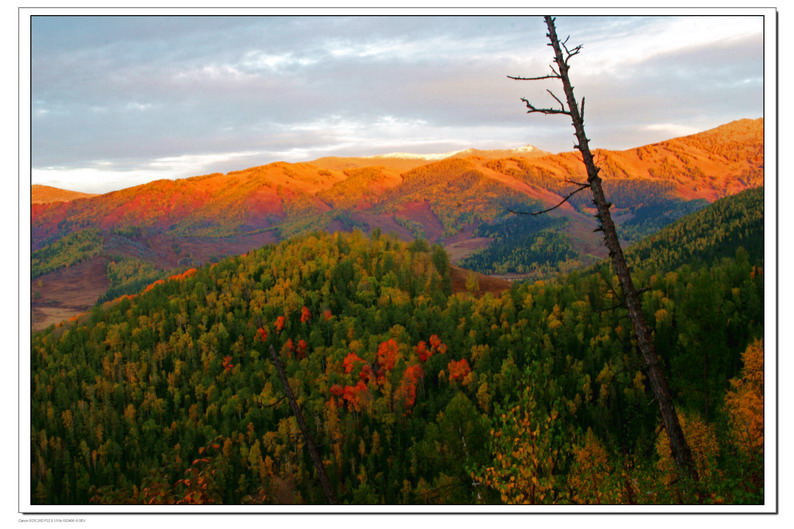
[173,63,252,82]
[642,123,701,138]
[568,16,761,76]
[33,150,268,193]
[33,166,168,194]
[239,50,318,72]
[125,102,153,111]
[146,150,264,172]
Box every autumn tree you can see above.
[724,339,764,491]
[510,16,697,480]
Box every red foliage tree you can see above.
[300,306,312,323]
[358,364,373,383]
[283,338,295,358]
[415,341,431,362]
[343,352,367,374]
[429,334,448,354]
[376,339,400,383]
[222,356,234,372]
[296,339,309,359]
[399,364,424,411]
[447,359,471,382]
[417,335,447,362]
[342,381,369,412]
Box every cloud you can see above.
[30,15,764,193]
[641,123,702,138]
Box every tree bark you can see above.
[541,15,698,481]
[270,345,337,503]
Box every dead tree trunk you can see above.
[269,345,337,503]
[512,16,698,482]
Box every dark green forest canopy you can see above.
[625,186,763,271]
[31,188,764,505]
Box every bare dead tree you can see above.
[511,16,698,482]
[269,344,337,503]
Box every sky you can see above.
[30,14,764,194]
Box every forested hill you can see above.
[626,186,763,271]
[31,188,764,505]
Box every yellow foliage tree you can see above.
[566,428,623,504]
[725,339,763,461]
[656,411,719,486]
[473,396,563,504]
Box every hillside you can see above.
[30,119,763,328]
[31,190,764,504]
[626,186,764,271]
[31,184,97,204]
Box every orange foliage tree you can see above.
[725,339,763,459]
[447,359,471,383]
[724,339,764,489]
[656,411,719,487]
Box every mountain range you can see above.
[30,118,763,329]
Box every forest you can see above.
[459,213,579,276]
[30,186,764,505]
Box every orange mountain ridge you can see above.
[31,184,98,204]
[32,118,762,245]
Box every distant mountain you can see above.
[30,118,763,328]
[31,184,97,204]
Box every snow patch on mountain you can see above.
[369,145,539,160]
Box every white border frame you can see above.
[18,5,778,515]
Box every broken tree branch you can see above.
[507,184,589,216]
[507,73,561,81]
[546,89,567,111]
[564,179,589,187]
[520,97,571,116]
